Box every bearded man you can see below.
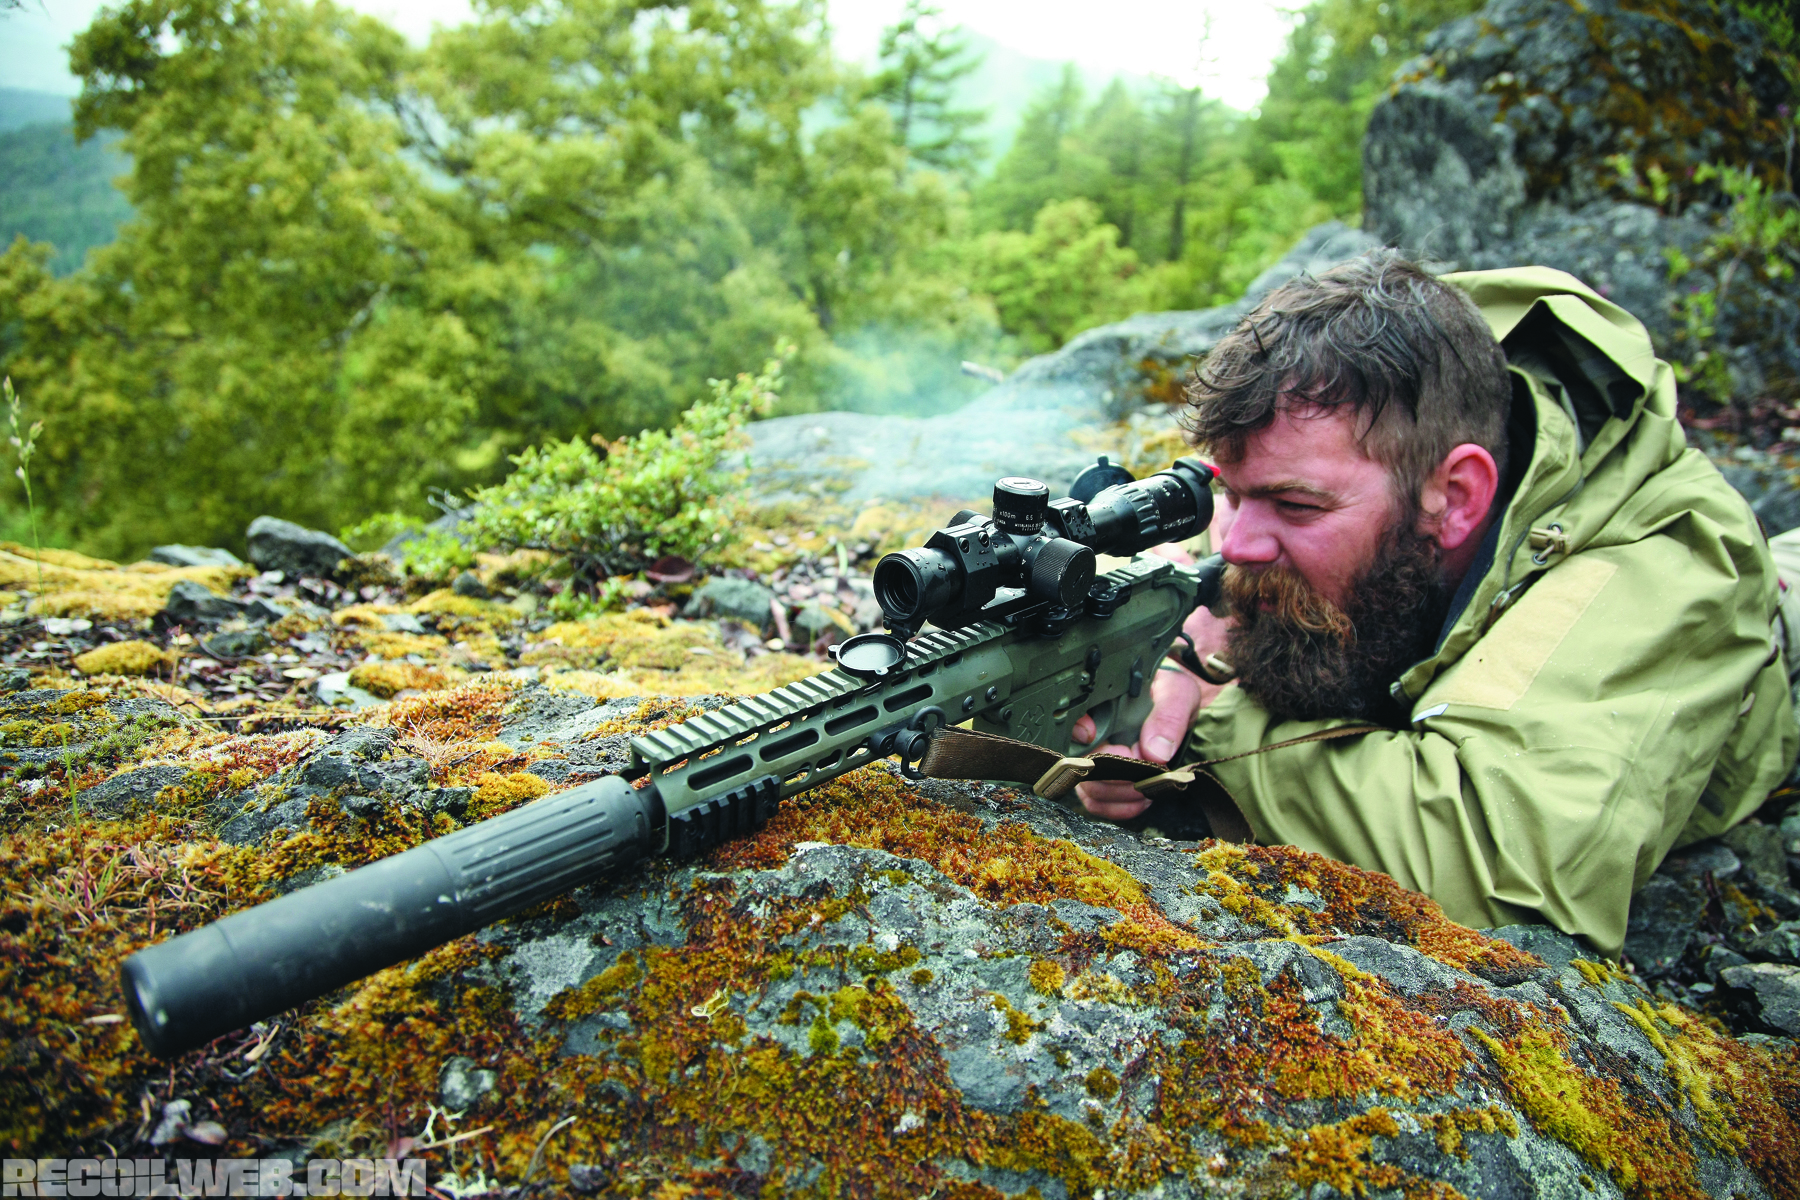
[1074,251,1798,958]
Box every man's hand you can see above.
[1071,663,1205,819]
[1071,537,1237,821]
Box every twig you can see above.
[409,1124,495,1152]
[521,1115,578,1186]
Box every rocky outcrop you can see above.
[12,678,1791,1196]
[1364,0,1799,400]
[745,222,1379,503]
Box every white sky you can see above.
[2,0,1292,111]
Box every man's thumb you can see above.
[1139,670,1202,763]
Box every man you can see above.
[1074,252,1797,958]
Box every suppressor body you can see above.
[121,776,658,1058]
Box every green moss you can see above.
[807,1011,840,1056]
[1084,1067,1120,1100]
[1029,959,1066,996]
[849,943,922,973]
[1470,1026,1703,1199]
[989,994,1041,1046]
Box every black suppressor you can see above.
[873,456,1215,635]
[120,776,659,1058]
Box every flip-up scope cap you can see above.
[831,633,908,678]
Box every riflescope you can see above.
[873,456,1215,637]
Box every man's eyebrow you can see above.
[1227,480,1338,502]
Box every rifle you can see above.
[121,458,1226,1058]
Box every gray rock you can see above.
[245,516,353,580]
[1657,840,1741,883]
[451,571,490,600]
[685,577,777,629]
[0,668,30,693]
[380,613,428,634]
[79,764,194,820]
[243,597,291,624]
[161,579,245,625]
[1782,808,1800,858]
[1723,822,1789,888]
[314,671,384,711]
[1747,921,1800,965]
[1720,962,1800,1035]
[1488,923,1586,972]
[438,1056,497,1112]
[567,1165,606,1195]
[792,604,839,636]
[1363,0,1799,402]
[1334,935,1478,995]
[149,545,244,569]
[1623,875,1708,976]
[1700,943,1750,985]
[200,628,270,659]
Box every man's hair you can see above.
[1185,251,1511,511]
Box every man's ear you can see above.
[1418,444,1499,552]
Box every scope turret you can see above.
[872,456,1214,637]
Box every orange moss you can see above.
[470,771,553,819]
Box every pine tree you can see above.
[869,0,985,173]
[975,64,1088,231]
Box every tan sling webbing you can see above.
[915,723,1382,845]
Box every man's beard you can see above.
[1223,528,1450,727]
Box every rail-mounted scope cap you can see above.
[992,477,1050,535]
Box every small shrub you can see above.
[465,351,788,581]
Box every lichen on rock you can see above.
[4,679,1798,1198]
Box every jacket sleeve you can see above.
[1186,523,1795,958]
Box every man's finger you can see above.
[1075,778,1151,821]
[1138,668,1203,764]
[1072,713,1097,743]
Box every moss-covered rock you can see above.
[71,640,176,677]
[5,685,1798,1197]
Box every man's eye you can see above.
[1277,500,1321,514]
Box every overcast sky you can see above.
[2,0,1293,112]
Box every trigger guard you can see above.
[1071,698,1116,753]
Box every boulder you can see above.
[245,516,353,580]
[443,761,1798,1197]
[160,579,244,625]
[216,727,441,845]
[450,570,490,600]
[148,545,244,569]
[1720,962,1800,1036]
[1363,0,1800,398]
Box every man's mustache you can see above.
[1223,565,1354,641]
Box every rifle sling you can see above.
[916,724,1382,846]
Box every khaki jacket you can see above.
[1187,267,1797,957]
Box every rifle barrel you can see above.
[121,776,658,1058]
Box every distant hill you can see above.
[0,89,132,276]
[0,87,73,133]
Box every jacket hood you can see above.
[1396,266,1720,702]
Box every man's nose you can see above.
[1218,504,1281,565]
